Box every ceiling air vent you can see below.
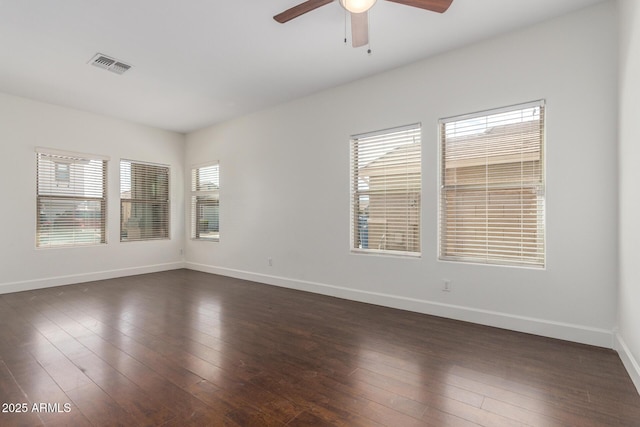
[88,53,132,75]
[110,62,131,75]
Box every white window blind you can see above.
[439,101,545,267]
[120,160,170,241]
[191,162,220,241]
[36,148,107,248]
[350,124,422,256]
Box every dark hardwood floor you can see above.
[0,269,638,426]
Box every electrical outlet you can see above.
[268,257,273,267]
[179,248,184,256]
[442,279,452,292]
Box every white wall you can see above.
[185,2,619,348]
[618,0,640,394]
[0,92,185,293]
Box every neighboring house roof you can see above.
[445,120,542,169]
[359,143,421,178]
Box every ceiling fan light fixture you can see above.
[339,0,377,14]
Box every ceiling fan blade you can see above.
[351,12,369,47]
[274,0,335,23]
[384,0,453,13]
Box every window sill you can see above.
[351,248,421,259]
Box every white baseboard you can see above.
[186,262,614,349]
[615,333,640,396]
[0,262,185,295]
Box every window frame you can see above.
[190,161,220,242]
[349,123,422,257]
[438,100,546,268]
[35,147,109,248]
[119,159,170,242]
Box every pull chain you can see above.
[344,10,348,45]
[367,8,373,55]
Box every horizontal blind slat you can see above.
[351,124,421,255]
[192,162,220,240]
[439,101,545,267]
[36,151,107,248]
[120,159,170,242]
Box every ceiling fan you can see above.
[274,0,453,48]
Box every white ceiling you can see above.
[0,0,605,134]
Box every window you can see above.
[120,160,170,241]
[350,124,422,256]
[36,148,107,248]
[439,101,545,267]
[191,162,220,241]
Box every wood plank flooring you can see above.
[0,269,638,426]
